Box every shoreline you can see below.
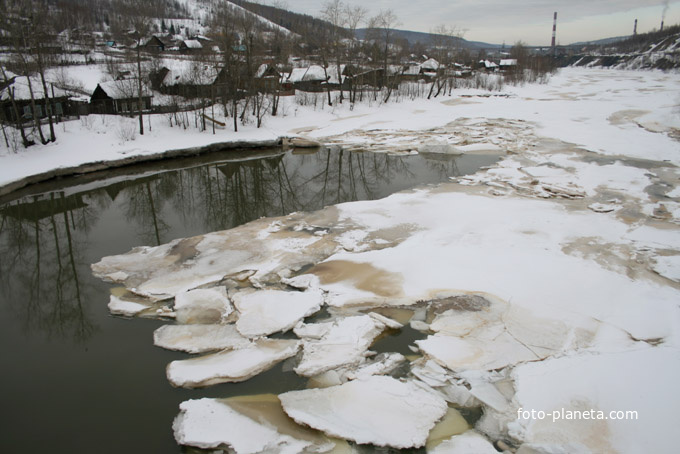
[0,138,284,198]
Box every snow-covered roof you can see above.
[0,76,71,101]
[500,59,518,66]
[96,80,152,99]
[162,64,218,86]
[481,60,498,68]
[325,65,347,85]
[287,65,327,83]
[421,58,440,71]
[182,40,203,49]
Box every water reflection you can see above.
[0,147,497,344]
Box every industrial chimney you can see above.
[634,19,638,35]
[551,12,557,50]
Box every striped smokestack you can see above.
[551,12,557,55]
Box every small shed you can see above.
[90,80,152,114]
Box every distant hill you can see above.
[355,28,502,50]
[569,36,629,47]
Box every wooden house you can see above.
[144,36,166,52]
[90,80,152,114]
[0,76,73,122]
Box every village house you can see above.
[144,36,166,53]
[90,80,152,114]
[179,39,203,53]
[0,75,73,122]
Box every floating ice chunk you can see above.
[429,430,498,454]
[173,287,232,324]
[173,397,318,453]
[368,312,403,329]
[588,202,621,213]
[308,352,406,388]
[167,339,299,388]
[279,376,448,449]
[232,289,323,338]
[418,140,464,155]
[456,143,502,153]
[108,295,150,316]
[293,320,334,339]
[295,315,387,377]
[154,324,251,354]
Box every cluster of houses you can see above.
[1,51,519,122]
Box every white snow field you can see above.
[85,67,680,452]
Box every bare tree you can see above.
[320,0,346,103]
[344,4,367,103]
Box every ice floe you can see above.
[167,339,299,388]
[231,288,323,338]
[154,324,250,354]
[294,315,388,377]
[279,376,448,449]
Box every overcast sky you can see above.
[274,0,680,45]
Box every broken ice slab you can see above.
[279,376,448,449]
[174,287,232,324]
[108,288,173,318]
[154,324,251,354]
[167,339,299,388]
[307,352,406,388]
[91,213,337,301]
[429,430,498,454]
[418,140,464,155]
[173,395,334,453]
[294,315,387,377]
[108,294,150,317]
[232,288,323,338]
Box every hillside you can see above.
[356,28,501,50]
[563,24,680,70]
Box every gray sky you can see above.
[272,0,680,45]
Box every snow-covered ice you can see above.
[154,324,251,354]
[166,339,299,388]
[279,376,448,449]
[231,288,323,338]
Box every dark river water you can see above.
[0,147,498,453]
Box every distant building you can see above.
[0,76,73,122]
[179,39,203,53]
[144,36,166,52]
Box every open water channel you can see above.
[0,146,498,453]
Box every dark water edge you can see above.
[0,147,499,453]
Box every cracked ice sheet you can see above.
[232,288,323,338]
[510,345,680,454]
[294,314,387,377]
[90,213,335,301]
[279,376,448,449]
[328,189,680,346]
[167,338,299,388]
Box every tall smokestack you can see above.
[551,12,557,48]
[634,19,638,35]
[660,21,664,32]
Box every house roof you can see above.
[161,61,219,86]
[182,40,203,49]
[500,59,518,66]
[287,65,327,83]
[421,58,440,71]
[96,80,152,99]
[0,76,71,101]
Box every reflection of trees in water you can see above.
[0,148,444,343]
[0,193,97,343]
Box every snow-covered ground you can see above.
[17,67,680,452]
